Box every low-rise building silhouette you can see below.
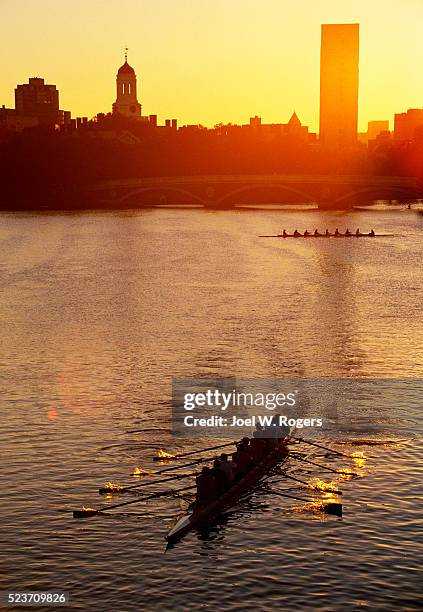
[247,112,312,142]
[394,109,423,142]
[358,120,390,145]
[15,77,59,125]
[3,77,72,130]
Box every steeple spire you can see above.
[288,111,301,126]
[113,50,142,117]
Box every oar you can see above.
[126,428,157,434]
[272,471,343,495]
[153,441,235,461]
[99,472,193,495]
[134,454,219,478]
[73,484,196,519]
[291,453,357,477]
[269,488,342,516]
[292,437,351,458]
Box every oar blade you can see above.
[73,509,98,519]
[153,441,236,462]
[323,502,343,517]
[98,486,126,495]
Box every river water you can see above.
[0,206,422,611]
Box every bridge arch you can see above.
[216,183,316,206]
[333,186,419,206]
[117,186,208,206]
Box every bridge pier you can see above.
[317,199,355,210]
[317,198,385,210]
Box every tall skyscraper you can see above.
[112,50,142,118]
[319,24,359,148]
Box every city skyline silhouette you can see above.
[3,30,423,142]
[1,8,423,211]
[1,0,422,130]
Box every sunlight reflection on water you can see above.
[0,208,422,611]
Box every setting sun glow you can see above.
[1,0,422,131]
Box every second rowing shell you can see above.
[259,234,396,238]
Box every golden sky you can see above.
[1,0,422,131]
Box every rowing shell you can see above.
[259,234,395,238]
[166,444,288,545]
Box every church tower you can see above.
[112,50,142,118]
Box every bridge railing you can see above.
[88,174,419,191]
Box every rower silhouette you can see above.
[293,229,300,237]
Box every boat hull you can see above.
[166,445,288,545]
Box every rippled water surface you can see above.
[1,207,422,611]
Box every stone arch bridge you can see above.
[86,174,421,209]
